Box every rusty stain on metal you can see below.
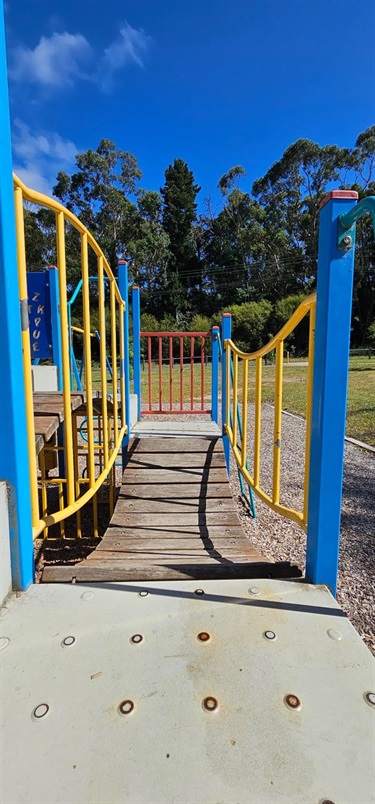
[119,700,135,715]
[131,634,143,644]
[197,632,210,642]
[90,671,102,680]
[284,694,301,711]
[33,704,49,719]
[202,696,218,712]
[62,636,75,647]
[364,691,375,708]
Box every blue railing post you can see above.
[132,285,141,420]
[306,190,358,595]
[118,261,131,469]
[211,326,219,424]
[48,266,63,390]
[221,313,232,474]
[0,2,34,589]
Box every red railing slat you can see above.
[169,336,173,411]
[147,336,152,411]
[180,336,183,411]
[158,337,162,412]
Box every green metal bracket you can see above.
[338,195,375,250]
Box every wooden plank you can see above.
[129,437,223,454]
[33,415,60,442]
[113,498,237,513]
[108,512,241,527]
[93,536,257,551]
[104,526,247,540]
[125,453,226,469]
[122,469,229,484]
[85,553,264,563]
[42,561,301,583]
[118,484,233,499]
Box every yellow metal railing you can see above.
[14,174,127,539]
[224,294,316,530]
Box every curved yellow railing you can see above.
[224,294,316,530]
[14,174,127,539]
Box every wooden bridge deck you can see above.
[43,436,300,583]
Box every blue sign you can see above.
[27,272,53,360]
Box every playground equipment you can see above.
[224,294,316,527]
[1,5,374,799]
[12,173,128,541]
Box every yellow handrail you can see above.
[14,173,127,539]
[224,293,316,530]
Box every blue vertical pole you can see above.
[306,190,358,595]
[221,313,231,474]
[132,285,141,420]
[48,265,62,390]
[118,261,131,468]
[211,325,219,424]
[0,2,34,588]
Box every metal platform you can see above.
[1,579,374,803]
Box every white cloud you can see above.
[10,32,91,88]
[10,24,151,93]
[12,119,78,195]
[102,23,150,72]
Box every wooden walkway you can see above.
[43,436,300,583]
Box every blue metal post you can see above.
[221,313,232,474]
[211,326,219,424]
[306,190,358,595]
[118,261,131,468]
[132,285,141,420]
[0,2,34,588]
[48,265,63,390]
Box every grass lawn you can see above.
[90,354,375,446]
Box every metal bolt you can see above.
[0,637,10,650]
[62,636,75,647]
[342,234,352,247]
[119,699,135,715]
[364,691,375,708]
[195,589,205,596]
[33,703,49,719]
[197,632,210,642]
[139,590,148,597]
[131,634,143,644]
[284,694,301,710]
[202,696,218,712]
[249,587,260,595]
[264,630,277,641]
[81,591,94,600]
[327,628,342,641]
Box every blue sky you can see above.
[5,0,375,211]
